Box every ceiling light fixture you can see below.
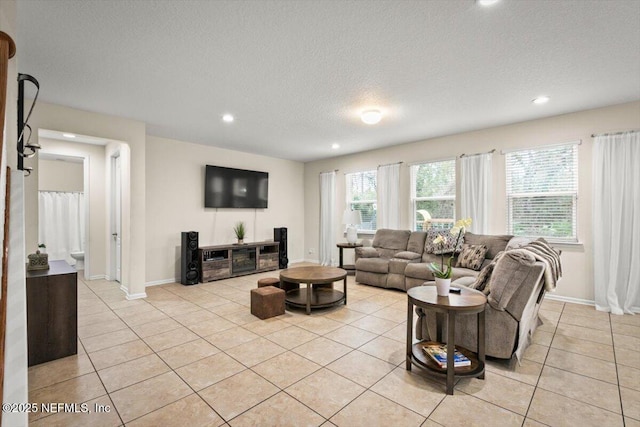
[331,143,340,149]
[222,114,234,123]
[532,96,550,105]
[62,133,76,138]
[361,109,382,125]
[477,0,500,6]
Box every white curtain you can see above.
[377,163,401,229]
[319,171,336,266]
[593,131,640,314]
[460,152,492,234]
[39,191,85,265]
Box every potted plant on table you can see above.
[428,218,472,296]
[233,221,246,244]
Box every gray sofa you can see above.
[354,228,554,360]
[355,228,512,290]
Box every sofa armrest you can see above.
[355,247,380,261]
[393,251,422,261]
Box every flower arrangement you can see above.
[428,218,472,279]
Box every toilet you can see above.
[70,251,84,270]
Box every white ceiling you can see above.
[16,0,640,162]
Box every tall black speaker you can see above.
[274,227,288,269]
[181,231,200,285]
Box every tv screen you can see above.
[205,165,269,209]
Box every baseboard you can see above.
[544,294,595,306]
[89,274,107,280]
[126,292,147,300]
[145,278,177,287]
[119,284,147,300]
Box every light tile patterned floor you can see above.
[27,266,639,426]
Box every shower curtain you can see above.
[38,191,85,265]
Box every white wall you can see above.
[25,102,146,297]
[145,135,305,284]
[38,159,84,192]
[26,138,107,277]
[2,2,28,425]
[304,101,640,303]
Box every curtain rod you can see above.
[38,190,84,194]
[500,140,582,155]
[377,161,403,168]
[320,169,338,174]
[460,149,495,158]
[591,130,639,138]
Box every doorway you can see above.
[110,153,122,282]
[37,152,90,278]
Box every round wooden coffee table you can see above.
[280,266,347,315]
[406,285,487,395]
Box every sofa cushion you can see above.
[452,276,477,288]
[464,232,512,259]
[424,228,464,255]
[468,252,503,294]
[450,267,479,281]
[355,257,389,274]
[389,258,413,274]
[421,252,440,264]
[394,251,422,261]
[404,262,432,280]
[372,229,411,251]
[407,231,428,254]
[456,244,488,271]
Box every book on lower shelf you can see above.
[422,343,471,368]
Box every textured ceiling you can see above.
[16,0,640,162]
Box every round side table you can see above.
[406,285,487,395]
[336,242,363,276]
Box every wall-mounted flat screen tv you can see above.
[205,165,269,209]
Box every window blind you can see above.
[505,143,578,242]
[346,170,377,231]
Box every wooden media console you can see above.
[199,241,279,282]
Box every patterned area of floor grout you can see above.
[26,265,640,427]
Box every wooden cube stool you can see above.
[257,277,280,288]
[251,286,285,319]
[257,276,300,292]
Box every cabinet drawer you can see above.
[202,268,230,281]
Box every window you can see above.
[346,170,377,231]
[410,159,456,231]
[505,143,578,242]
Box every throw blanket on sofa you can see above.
[471,238,561,293]
[517,238,562,291]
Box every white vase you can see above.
[435,278,451,296]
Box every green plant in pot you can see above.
[233,221,246,244]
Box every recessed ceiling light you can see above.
[532,96,550,105]
[222,114,234,123]
[477,0,500,6]
[62,133,76,138]
[331,143,340,149]
[361,109,382,125]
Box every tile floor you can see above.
[27,266,640,426]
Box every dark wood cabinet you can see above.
[26,260,77,366]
